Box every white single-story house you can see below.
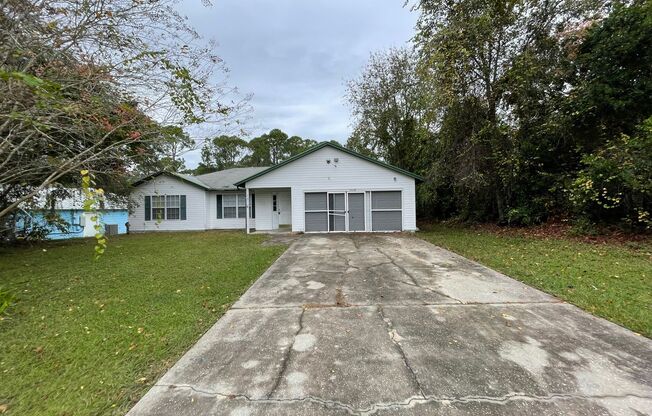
[129,142,423,233]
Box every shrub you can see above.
[568,118,652,229]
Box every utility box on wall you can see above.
[105,224,119,236]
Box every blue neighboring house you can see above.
[16,189,128,240]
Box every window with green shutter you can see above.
[216,194,223,219]
[145,194,186,221]
[144,196,151,221]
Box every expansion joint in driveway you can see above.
[129,234,652,416]
[151,383,652,416]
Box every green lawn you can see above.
[0,231,287,416]
[418,224,652,338]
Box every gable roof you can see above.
[131,167,271,191]
[132,171,211,190]
[195,167,269,190]
[233,141,424,186]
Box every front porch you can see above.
[245,187,292,234]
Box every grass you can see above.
[0,231,287,416]
[418,224,652,338]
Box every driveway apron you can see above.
[128,234,652,415]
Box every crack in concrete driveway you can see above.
[128,234,652,415]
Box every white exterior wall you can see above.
[206,191,254,230]
[129,175,207,231]
[246,147,417,232]
[248,190,291,231]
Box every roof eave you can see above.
[131,171,211,190]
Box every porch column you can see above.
[245,187,250,234]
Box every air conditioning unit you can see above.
[105,224,119,236]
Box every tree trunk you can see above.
[495,190,506,224]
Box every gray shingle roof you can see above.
[173,173,211,189]
[132,167,270,190]
[195,167,269,190]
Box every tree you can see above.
[413,0,602,222]
[135,126,195,174]
[158,127,195,173]
[569,117,652,229]
[242,130,316,167]
[346,48,431,173]
[567,0,652,148]
[0,0,240,239]
[200,135,249,171]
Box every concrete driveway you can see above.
[129,234,652,416]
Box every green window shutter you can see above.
[216,195,222,219]
[180,195,187,220]
[144,196,151,221]
[251,194,256,219]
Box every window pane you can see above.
[329,213,345,231]
[152,208,165,220]
[166,195,180,208]
[223,194,236,207]
[236,194,246,218]
[305,212,328,232]
[224,207,237,218]
[371,191,401,210]
[305,192,327,210]
[372,211,402,231]
[152,196,165,208]
[166,207,180,220]
[329,193,345,211]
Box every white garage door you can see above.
[371,191,402,231]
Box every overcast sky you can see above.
[180,0,417,168]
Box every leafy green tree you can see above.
[569,117,652,229]
[142,126,196,173]
[567,0,652,148]
[413,0,601,222]
[200,135,249,171]
[346,48,431,174]
[0,0,240,239]
[242,130,316,166]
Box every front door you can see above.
[271,193,279,229]
[348,193,365,231]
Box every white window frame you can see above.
[151,195,166,221]
[166,195,180,220]
[237,194,246,218]
[223,194,237,218]
[219,193,246,219]
[150,194,182,221]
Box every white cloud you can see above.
[178,0,417,167]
